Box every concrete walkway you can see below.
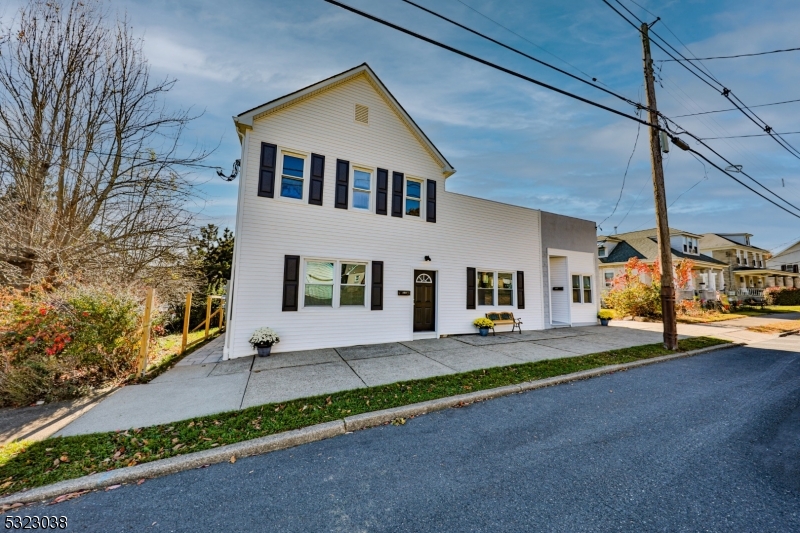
[57,326,674,437]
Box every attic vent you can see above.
[355,104,369,124]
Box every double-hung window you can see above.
[304,260,368,308]
[340,263,366,305]
[604,271,614,288]
[304,261,334,306]
[406,179,422,217]
[280,153,305,199]
[572,275,593,303]
[353,169,371,210]
[477,271,514,306]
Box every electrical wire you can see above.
[700,131,800,140]
[668,153,708,208]
[452,0,611,88]
[607,0,800,161]
[673,97,800,118]
[599,108,643,229]
[323,0,651,127]
[402,0,641,108]
[657,46,800,62]
[323,0,800,220]
[0,131,224,171]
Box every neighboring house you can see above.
[700,233,800,298]
[222,64,598,357]
[767,238,800,274]
[597,228,727,301]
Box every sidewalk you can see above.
[56,325,672,437]
[616,312,798,344]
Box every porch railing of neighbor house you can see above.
[737,288,764,299]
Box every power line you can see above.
[0,131,222,171]
[606,0,800,161]
[323,0,800,220]
[700,131,800,140]
[673,97,800,118]
[599,108,643,229]
[452,0,611,88]
[400,0,643,110]
[668,153,708,208]
[323,0,651,127]
[657,46,800,62]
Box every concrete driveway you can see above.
[57,326,669,436]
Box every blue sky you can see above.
[16,0,800,251]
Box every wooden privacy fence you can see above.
[135,290,226,377]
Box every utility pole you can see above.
[641,22,678,350]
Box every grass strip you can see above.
[746,319,800,334]
[0,336,728,496]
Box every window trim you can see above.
[603,270,615,289]
[278,149,309,202]
[571,273,594,304]
[350,165,374,212]
[476,270,515,307]
[301,258,370,310]
[404,176,424,219]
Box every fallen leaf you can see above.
[210,443,219,447]
[53,458,60,467]
[60,455,69,463]
[171,438,179,444]
[137,479,146,485]
[172,444,184,451]
[392,417,406,426]
[0,481,11,489]
[105,485,121,491]
[229,455,236,464]
[325,396,332,405]
[187,421,195,428]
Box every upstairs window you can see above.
[406,179,422,217]
[352,169,371,210]
[280,154,305,199]
[598,245,606,258]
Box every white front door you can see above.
[549,256,570,325]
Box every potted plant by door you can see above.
[598,310,615,326]
[473,317,494,337]
[249,327,280,357]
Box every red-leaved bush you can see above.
[0,284,147,406]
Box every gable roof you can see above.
[699,232,769,252]
[600,235,725,266]
[601,227,702,241]
[233,63,455,178]
[770,238,800,258]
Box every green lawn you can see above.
[0,336,728,496]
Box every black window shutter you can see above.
[335,159,349,209]
[282,255,300,312]
[466,267,476,310]
[308,154,325,206]
[426,179,437,223]
[376,168,388,215]
[391,172,404,218]
[258,143,277,198]
[371,261,384,310]
[517,271,525,309]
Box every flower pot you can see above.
[600,318,610,326]
[255,344,272,357]
[479,327,489,337]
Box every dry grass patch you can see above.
[746,320,800,334]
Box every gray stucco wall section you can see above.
[539,211,598,327]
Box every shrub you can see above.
[764,286,800,306]
[0,284,146,406]
[602,258,662,318]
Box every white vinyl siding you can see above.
[226,74,548,356]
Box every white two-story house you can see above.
[223,64,598,357]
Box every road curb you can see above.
[1,341,740,506]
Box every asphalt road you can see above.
[18,338,800,532]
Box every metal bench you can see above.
[485,312,522,335]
